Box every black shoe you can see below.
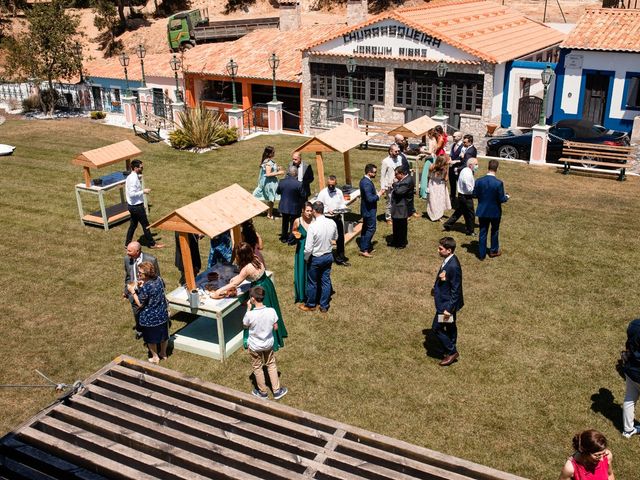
[336,260,351,267]
[135,331,143,340]
[442,225,451,231]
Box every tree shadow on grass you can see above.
[421,328,443,360]
[590,387,623,431]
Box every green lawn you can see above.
[0,118,638,478]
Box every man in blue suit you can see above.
[473,159,509,260]
[276,166,306,244]
[358,163,384,258]
[432,237,464,366]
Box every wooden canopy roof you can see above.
[150,183,268,238]
[388,115,439,139]
[71,140,142,170]
[0,355,528,480]
[295,123,370,154]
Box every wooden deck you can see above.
[0,356,527,480]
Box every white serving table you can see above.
[166,266,274,361]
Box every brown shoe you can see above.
[358,251,373,258]
[150,243,165,249]
[488,250,502,258]
[298,304,317,312]
[439,352,460,366]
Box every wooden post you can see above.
[343,151,352,186]
[178,232,196,291]
[83,167,92,188]
[230,225,242,263]
[315,152,325,191]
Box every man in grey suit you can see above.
[389,166,415,249]
[124,241,160,338]
[289,152,314,201]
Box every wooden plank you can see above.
[178,232,196,291]
[316,152,326,191]
[560,150,632,161]
[65,396,312,479]
[343,151,352,186]
[82,167,92,188]
[82,203,130,225]
[559,158,631,168]
[17,427,158,480]
[34,416,213,480]
[72,140,141,169]
[344,222,363,244]
[51,405,271,480]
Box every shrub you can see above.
[170,106,230,149]
[22,94,40,112]
[90,111,106,120]
[218,126,238,146]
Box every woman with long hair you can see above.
[558,429,614,480]
[210,242,287,351]
[253,145,284,219]
[433,125,448,156]
[241,219,265,268]
[126,261,169,364]
[426,154,451,221]
[291,202,314,303]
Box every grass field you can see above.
[0,117,639,478]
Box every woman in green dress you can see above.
[210,242,288,351]
[292,202,314,303]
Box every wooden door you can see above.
[517,95,543,128]
[583,74,609,125]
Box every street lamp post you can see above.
[73,42,84,83]
[169,54,182,102]
[268,53,280,102]
[435,60,448,117]
[539,64,554,126]
[226,58,239,109]
[119,52,131,96]
[136,44,147,88]
[346,56,357,109]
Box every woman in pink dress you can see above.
[558,430,614,480]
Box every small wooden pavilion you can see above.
[150,183,267,291]
[294,123,370,189]
[0,355,529,480]
[388,115,439,142]
[71,140,143,230]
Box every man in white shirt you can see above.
[125,159,164,249]
[316,175,349,266]
[443,158,478,236]
[299,201,338,313]
[380,143,410,223]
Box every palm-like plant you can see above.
[170,106,226,149]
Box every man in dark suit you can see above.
[124,241,160,337]
[473,159,510,260]
[358,163,384,258]
[276,166,306,243]
[389,166,415,249]
[289,152,314,201]
[461,134,477,169]
[432,236,464,366]
[448,131,464,206]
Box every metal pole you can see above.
[539,84,548,126]
[437,79,444,117]
[124,67,131,96]
[348,74,353,109]
[272,66,277,102]
[231,75,237,109]
[140,58,146,88]
[174,71,181,102]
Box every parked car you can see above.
[485,119,630,162]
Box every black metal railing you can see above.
[242,103,269,134]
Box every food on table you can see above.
[207,272,219,281]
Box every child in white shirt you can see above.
[243,286,288,400]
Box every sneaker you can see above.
[273,387,288,400]
[251,389,268,399]
[622,426,640,438]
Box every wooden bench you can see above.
[559,140,634,181]
[132,121,161,142]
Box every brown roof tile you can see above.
[305,0,565,63]
[561,8,640,52]
[84,51,179,81]
[182,26,342,81]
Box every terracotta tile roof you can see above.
[183,26,342,81]
[561,8,640,52]
[84,51,179,81]
[305,0,565,63]
[311,51,481,65]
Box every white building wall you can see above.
[505,66,556,128]
[560,50,640,122]
[146,76,184,102]
[491,62,505,121]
